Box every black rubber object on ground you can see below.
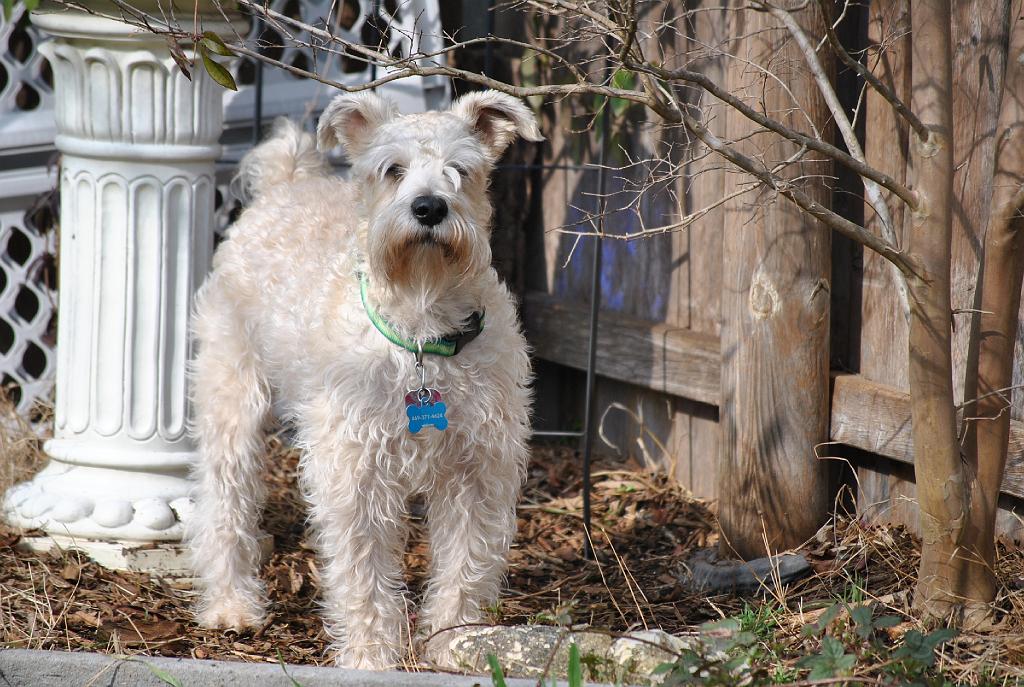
[680,548,812,595]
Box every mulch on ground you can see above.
[2,433,1024,682]
[0,439,720,666]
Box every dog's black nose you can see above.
[411,195,448,227]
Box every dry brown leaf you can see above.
[60,562,82,581]
[69,610,100,627]
[290,569,304,594]
[98,619,183,645]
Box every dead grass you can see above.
[0,398,49,497]
[1,418,1023,684]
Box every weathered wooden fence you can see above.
[518,0,1024,547]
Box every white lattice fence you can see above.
[0,1,57,414]
[0,196,56,414]
[0,1,54,145]
[223,0,448,121]
[0,0,446,415]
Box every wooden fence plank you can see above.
[523,292,719,406]
[948,0,1010,407]
[830,373,913,459]
[525,296,1024,500]
[830,374,1024,500]
[859,0,914,526]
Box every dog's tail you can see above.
[236,118,331,201]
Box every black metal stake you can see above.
[483,0,495,84]
[579,106,609,560]
[252,15,264,146]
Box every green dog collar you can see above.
[358,272,484,357]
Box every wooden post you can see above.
[717,3,833,559]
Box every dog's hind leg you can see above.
[299,429,410,670]
[419,436,527,664]
[187,285,271,631]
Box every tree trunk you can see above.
[718,3,832,560]
[905,1,968,620]
[961,2,1024,625]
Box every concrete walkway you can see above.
[0,649,600,686]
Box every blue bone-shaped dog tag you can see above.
[405,389,448,433]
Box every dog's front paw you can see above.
[196,596,266,631]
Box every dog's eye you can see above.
[385,164,405,180]
[452,164,469,178]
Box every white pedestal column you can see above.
[3,3,237,573]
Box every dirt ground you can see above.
[2,433,1024,683]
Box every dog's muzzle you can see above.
[411,195,448,227]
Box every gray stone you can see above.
[438,625,613,679]
[608,630,700,680]
[440,625,702,685]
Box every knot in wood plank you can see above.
[748,273,779,319]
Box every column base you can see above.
[3,459,192,542]
[15,532,274,578]
[17,535,194,577]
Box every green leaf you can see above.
[201,30,235,57]
[850,604,874,640]
[874,614,902,629]
[611,68,635,91]
[602,68,638,118]
[2,0,14,22]
[821,636,847,660]
[723,654,750,672]
[925,627,958,645]
[732,630,757,648]
[835,653,857,674]
[487,654,508,687]
[892,628,957,669]
[651,662,675,675]
[797,637,856,681]
[701,617,742,636]
[276,649,304,687]
[567,643,582,687]
[199,43,237,91]
[802,604,843,637]
[22,0,38,11]
[140,663,183,687]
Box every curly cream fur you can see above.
[187,91,538,670]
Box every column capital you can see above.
[31,0,238,43]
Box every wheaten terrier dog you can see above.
[187,90,542,669]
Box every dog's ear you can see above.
[317,92,399,156]
[450,90,544,159]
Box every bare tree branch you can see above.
[682,109,919,277]
[633,60,920,211]
[763,0,911,321]
[814,0,929,140]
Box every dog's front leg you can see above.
[419,445,525,665]
[301,443,410,670]
[188,299,271,631]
